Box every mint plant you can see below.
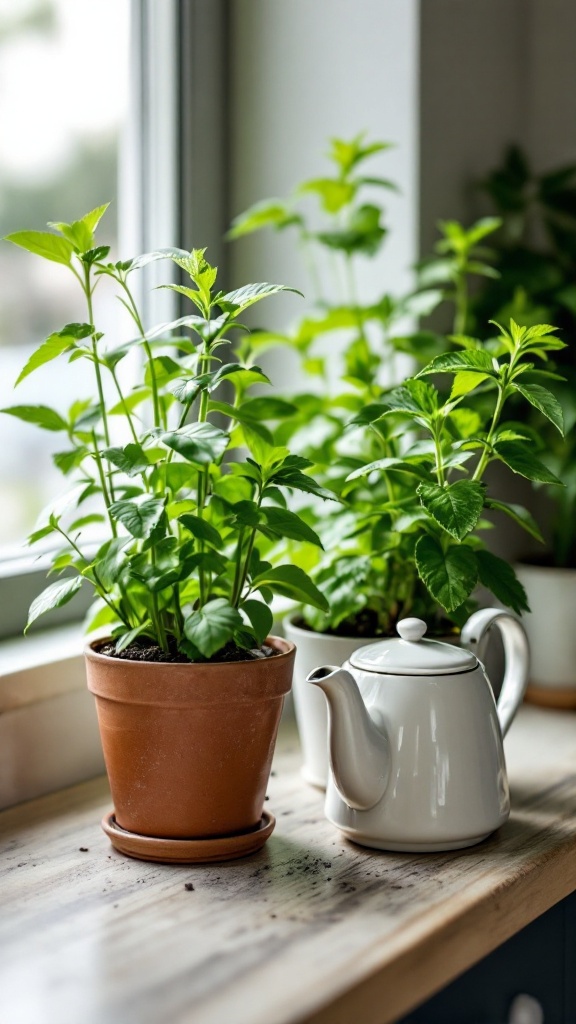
[2,206,331,659]
[350,319,565,623]
[467,146,576,569]
[230,137,538,635]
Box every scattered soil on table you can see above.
[97,639,277,664]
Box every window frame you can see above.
[0,0,230,641]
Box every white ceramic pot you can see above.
[283,615,378,789]
[516,563,576,707]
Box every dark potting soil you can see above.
[294,610,460,641]
[294,608,385,639]
[97,639,277,665]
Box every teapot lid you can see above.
[349,618,478,676]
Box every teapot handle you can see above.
[460,608,529,737]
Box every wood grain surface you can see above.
[1,705,576,1024]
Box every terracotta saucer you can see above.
[101,810,275,863]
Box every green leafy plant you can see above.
[2,206,331,659]
[230,136,547,635]
[349,319,565,625]
[467,145,576,567]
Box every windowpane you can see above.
[0,0,130,552]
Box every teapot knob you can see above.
[397,617,427,642]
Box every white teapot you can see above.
[307,609,529,852]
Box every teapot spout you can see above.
[307,666,390,811]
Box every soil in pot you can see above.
[97,638,277,663]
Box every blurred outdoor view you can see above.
[0,0,130,552]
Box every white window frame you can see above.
[0,0,230,642]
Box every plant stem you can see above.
[92,430,118,537]
[83,267,111,450]
[432,418,446,486]
[118,277,163,430]
[231,527,246,607]
[83,265,115,502]
[195,347,212,607]
[54,525,130,628]
[110,367,139,443]
[234,487,263,605]
[452,255,469,335]
[472,384,507,481]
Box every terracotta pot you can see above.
[85,636,294,840]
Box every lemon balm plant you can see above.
[2,206,331,856]
[3,205,329,659]
[351,318,565,623]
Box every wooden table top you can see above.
[2,704,576,1024]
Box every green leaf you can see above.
[95,537,130,589]
[240,396,298,420]
[102,443,150,477]
[450,371,492,399]
[161,423,229,465]
[513,382,564,435]
[27,523,56,546]
[25,576,84,632]
[227,200,300,239]
[49,204,110,251]
[169,378,201,404]
[4,229,74,265]
[493,440,563,484]
[53,448,88,474]
[115,622,154,655]
[417,350,497,378]
[241,599,274,646]
[317,203,386,256]
[217,282,302,314]
[270,456,338,501]
[15,327,86,385]
[260,506,323,547]
[347,457,427,482]
[475,550,529,614]
[485,499,544,544]
[250,564,329,612]
[415,536,478,612]
[183,598,243,658]
[386,380,439,416]
[1,404,68,431]
[69,513,105,532]
[179,514,223,547]
[298,177,355,213]
[109,497,165,539]
[417,481,485,541]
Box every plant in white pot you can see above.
[468,147,576,707]
[2,206,332,862]
[230,136,521,785]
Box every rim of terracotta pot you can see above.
[85,634,295,707]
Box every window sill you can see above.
[1,707,576,1024]
[0,625,104,811]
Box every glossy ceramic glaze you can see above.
[308,609,529,852]
[283,615,377,788]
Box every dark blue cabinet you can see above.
[399,892,576,1023]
